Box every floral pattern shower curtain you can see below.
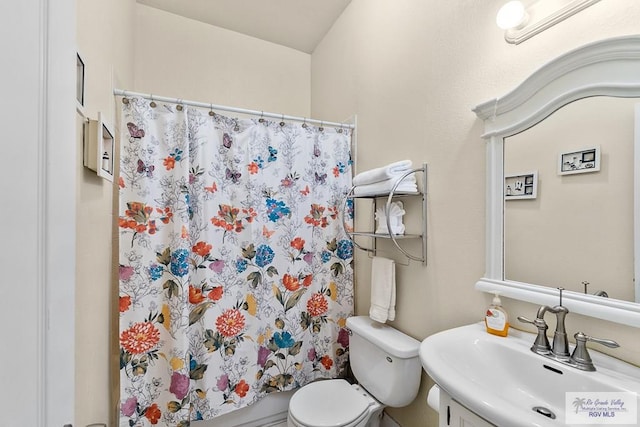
[118,98,354,426]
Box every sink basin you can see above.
[420,323,640,426]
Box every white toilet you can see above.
[287,316,421,427]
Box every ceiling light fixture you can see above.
[496,1,528,30]
[497,0,602,45]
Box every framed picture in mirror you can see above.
[505,171,537,200]
[558,146,600,175]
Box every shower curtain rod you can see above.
[113,89,355,129]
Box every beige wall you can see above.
[134,4,311,116]
[311,1,640,426]
[76,1,135,426]
[505,97,635,302]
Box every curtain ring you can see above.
[302,117,308,128]
[259,111,265,123]
[319,121,324,132]
[122,90,129,105]
[209,103,215,117]
[338,122,344,133]
[149,94,157,108]
[279,114,285,127]
[176,99,184,111]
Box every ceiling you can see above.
[136,0,352,54]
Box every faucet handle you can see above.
[570,332,620,371]
[575,332,619,349]
[518,316,551,355]
[517,315,544,327]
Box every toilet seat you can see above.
[288,379,374,427]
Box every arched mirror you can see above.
[474,35,640,327]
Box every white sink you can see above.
[419,323,640,426]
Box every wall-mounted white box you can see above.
[84,112,114,181]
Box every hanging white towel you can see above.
[353,160,413,186]
[353,175,417,197]
[369,256,396,323]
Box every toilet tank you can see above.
[346,316,421,407]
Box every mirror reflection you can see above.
[504,96,638,303]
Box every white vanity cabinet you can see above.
[438,390,495,427]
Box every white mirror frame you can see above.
[473,35,640,327]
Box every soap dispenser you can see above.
[485,292,509,337]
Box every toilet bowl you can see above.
[287,316,421,427]
[287,379,383,427]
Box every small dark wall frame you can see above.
[76,52,85,106]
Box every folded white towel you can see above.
[353,160,413,186]
[369,256,396,323]
[353,175,417,197]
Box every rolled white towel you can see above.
[353,160,413,186]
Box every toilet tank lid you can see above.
[346,316,420,358]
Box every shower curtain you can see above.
[118,97,354,426]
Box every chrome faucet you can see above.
[518,288,620,371]
[518,288,570,359]
[547,288,570,360]
[582,281,608,297]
